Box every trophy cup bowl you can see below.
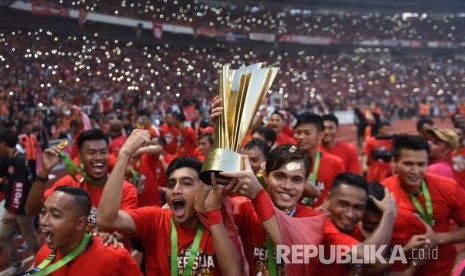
[199,63,278,185]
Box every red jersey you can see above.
[34,236,141,276]
[19,133,37,161]
[234,199,320,276]
[311,152,346,208]
[108,134,126,156]
[193,147,205,162]
[127,206,221,275]
[282,125,294,138]
[44,175,138,230]
[177,126,197,157]
[160,124,179,155]
[382,174,465,276]
[321,142,361,174]
[451,148,465,189]
[142,124,160,138]
[275,133,297,146]
[317,219,363,275]
[363,136,393,182]
[137,153,165,207]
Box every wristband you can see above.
[206,209,223,225]
[252,189,275,222]
[36,175,49,183]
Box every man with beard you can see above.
[97,129,241,275]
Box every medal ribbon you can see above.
[32,233,91,276]
[409,181,433,225]
[302,151,321,205]
[310,151,321,186]
[170,219,204,276]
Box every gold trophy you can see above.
[199,63,279,184]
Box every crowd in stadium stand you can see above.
[1,29,464,139]
[40,0,465,41]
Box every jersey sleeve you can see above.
[450,184,465,225]
[126,206,163,239]
[120,181,138,210]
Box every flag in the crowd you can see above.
[153,21,163,40]
[78,8,87,28]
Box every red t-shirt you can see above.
[137,153,165,207]
[275,133,297,146]
[452,148,465,189]
[382,174,465,276]
[234,200,319,276]
[193,147,205,162]
[317,219,362,275]
[44,175,138,231]
[321,142,361,175]
[311,152,346,208]
[282,125,294,138]
[34,236,141,276]
[109,135,126,156]
[160,124,179,155]
[142,125,160,138]
[177,126,197,157]
[127,206,221,275]
[363,136,393,182]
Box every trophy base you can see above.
[199,148,242,185]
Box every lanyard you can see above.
[129,166,140,184]
[59,152,106,186]
[32,233,91,276]
[302,152,321,205]
[266,207,296,276]
[409,181,434,226]
[266,236,277,276]
[170,218,204,276]
[310,151,321,186]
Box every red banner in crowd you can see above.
[31,2,69,17]
[195,27,225,38]
[183,104,196,122]
[153,21,163,40]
